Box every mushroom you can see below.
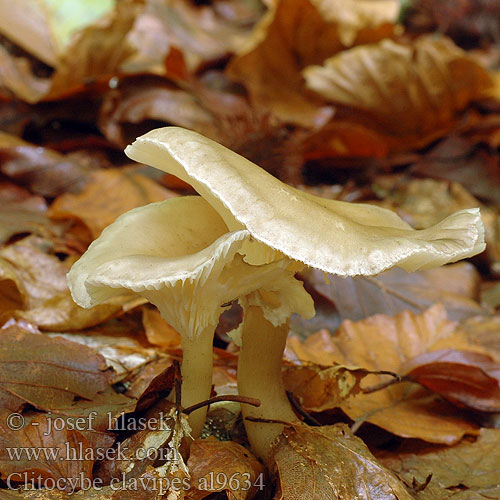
[70,127,484,458]
[121,127,485,460]
[67,196,314,438]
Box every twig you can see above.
[286,391,321,426]
[183,395,261,415]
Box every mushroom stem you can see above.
[178,324,215,438]
[237,306,298,462]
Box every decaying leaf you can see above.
[48,168,177,240]
[142,307,181,349]
[303,262,484,323]
[0,182,49,244]
[188,436,264,500]
[404,349,500,412]
[0,236,68,316]
[304,36,493,148]
[0,325,112,411]
[380,428,500,499]
[270,423,413,500]
[283,363,368,412]
[287,305,484,443]
[0,409,115,492]
[227,0,396,126]
[0,132,95,197]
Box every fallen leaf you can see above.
[0,0,138,103]
[0,326,112,411]
[411,135,500,206]
[304,36,493,149]
[0,236,68,314]
[283,364,368,412]
[0,409,115,492]
[380,428,500,499]
[287,305,482,443]
[404,349,500,412]
[0,182,49,244]
[303,262,485,323]
[270,423,413,500]
[227,0,396,126]
[132,0,259,74]
[15,291,135,332]
[187,436,264,500]
[48,168,178,240]
[99,78,215,147]
[0,132,95,197]
[142,307,181,349]
[0,0,115,67]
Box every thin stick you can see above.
[286,391,321,426]
[183,395,261,415]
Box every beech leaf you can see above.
[270,423,413,500]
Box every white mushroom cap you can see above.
[68,196,314,338]
[125,127,485,276]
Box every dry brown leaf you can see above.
[15,291,134,332]
[129,0,260,74]
[303,262,485,323]
[0,325,112,411]
[283,364,368,412]
[404,349,500,412]
[380,429,500,500]
[188,436,265,500]
[0,132,95,197]
[49,168,178,240]
[287,305,483,443]
[227,0,396,126]
[53,323,159,385]
[270,423,413,500]
[0,1,137,103]
[142,307,181,349]
[0,236,68,315]
[99,79,215,147]
[304,36,494,149]
[0,182,50,244]
[0,409,115,492]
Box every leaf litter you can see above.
[0,0,500,498]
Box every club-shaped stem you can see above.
[178,324,215,438]
[237,306,298,462]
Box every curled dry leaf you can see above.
[0,0,137,103]
[404,349,500,412]
[0,182,49,244]
[0,131,95,197]
[0,0,114,67]
[270,423,413,500]
[380,428,500,500]
[287,305,482,443]
[99,79,215,147]
[49,168,178,241]
[187,436,264,500]
[0,236,68,315]
[304,36,494,149]
[227,0,396,126]
[129,0,260,75]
